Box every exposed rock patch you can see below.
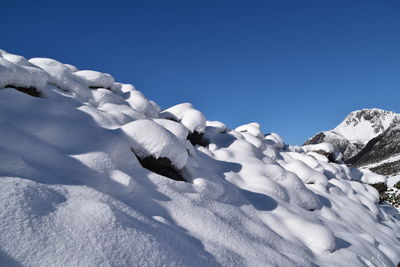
[5,84,42,97]
[133,151,186,182]
[187,131,206,146]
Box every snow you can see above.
[302,143,343,162]
[265,132,285,149]
[359,169,386,184]
[153,118,189,145]
[281,215,335,253]
[29,57,92,100]
[74,70,115,89]
[121,119,188,169]
[161,103,206,133]
[235,122,264,140]
[64,63,79,72]
[0,51,48,91]
[388,175,400,187]
[333,108,400,143]
[206,120,227,133]
[281,159,329,186]
[303,143,336,154]
[125,89,159,118]
[92,88,126,107]
[0,49,399,267]
[306,108,400,160]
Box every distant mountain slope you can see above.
[305,108,400,165]
[347,124,400,166]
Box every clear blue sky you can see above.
[2,0,400,145]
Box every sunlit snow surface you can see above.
[0,50,399,267]
[333,108,400,144]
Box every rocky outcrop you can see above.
[304,132,363,159]
[348,124,400,167]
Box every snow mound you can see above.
[265,132,285,149]
[74,70,115,89]
[282,216,335,253]
[153,118,189,145]
[235,122,264,140]
[0,51,48,91]
[0,177,214,267]
[206,120,227,133]
[121,119,188,169]
[29,57,92,100]
[161,103,206,133]
[125,89,159,117]
[0,49,399,267]
[303,143,343,162]
[359,169,386,184]
[281,160,329,186]
[64,63,79,72]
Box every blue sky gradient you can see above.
[2,0,400,144]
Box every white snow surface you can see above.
[0,50,399,267]
[121,119,188,169]
[0,50,48,91]
[302,143,343,162]
[235,122,264,140]
[206,120,228,133]
[265,132,285,149]
[161,103,206,133]
[74,70,115,89]
[29,57,93,100]
[333,108,400,144]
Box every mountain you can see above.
[0,49,399,266]
[305,108,400,169]
[305,108,400,161]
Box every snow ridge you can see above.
[333,108,400,143]
[305,108,400,160]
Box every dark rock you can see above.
[370,183,388,195]
[305,132,326,144]
[370,183,389,204]
[346,134,384,166]
[187,131,207,147]
[370,160,400,177]
[394,181,400,190]
[5,84,42,97]
[132,150,186,182]
[348,124,400,167]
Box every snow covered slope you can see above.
[334,109,399,143]
[0,50,399,267]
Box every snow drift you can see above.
[0,50,399,267]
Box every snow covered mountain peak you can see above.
[305,108,400,160]
[333,108,400,143]
[1,50,399,266]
